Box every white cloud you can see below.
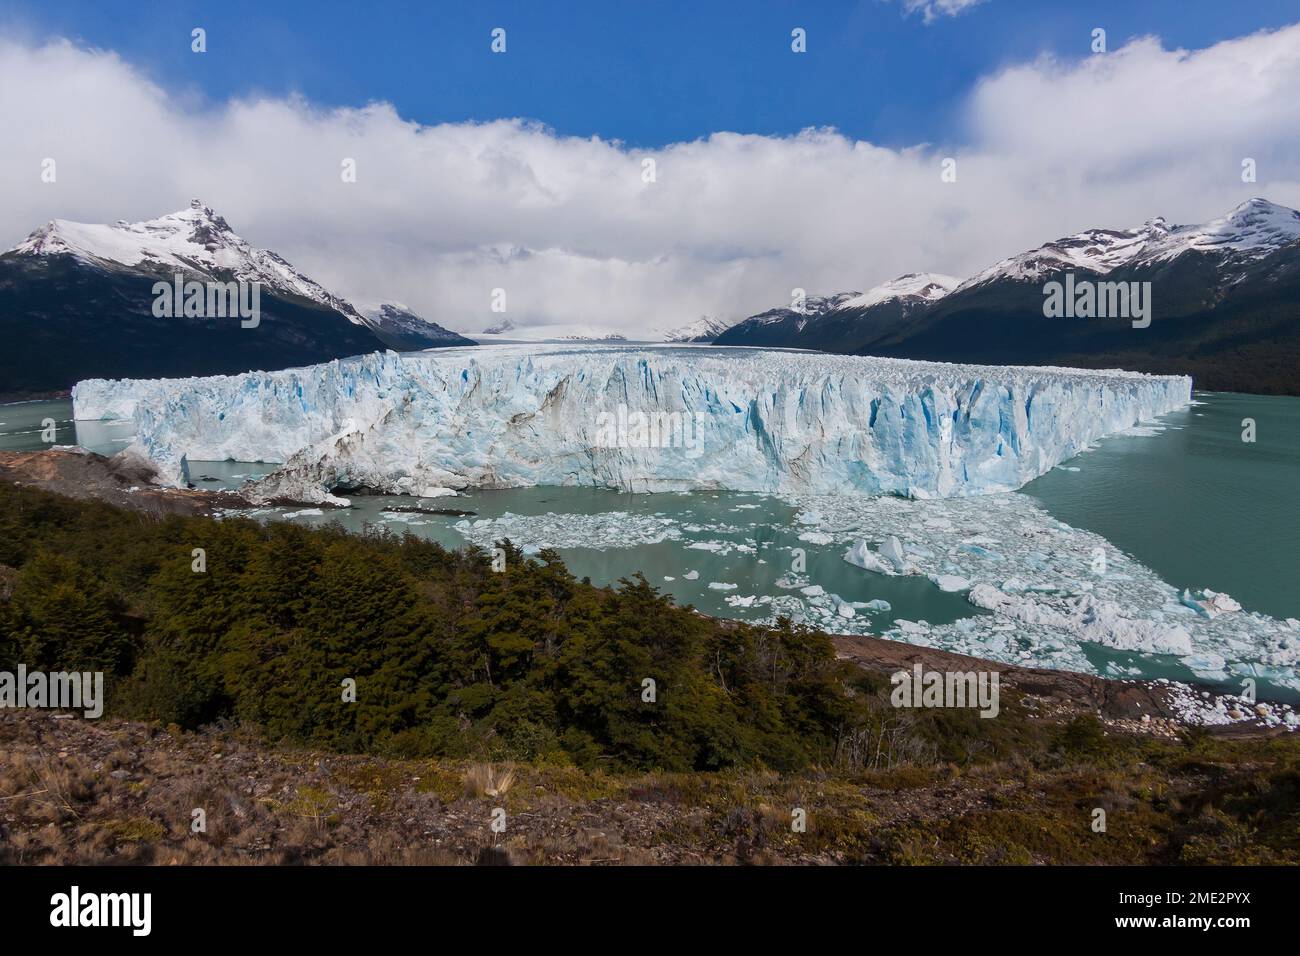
[902,0,987,25]
[1,25,1299,334]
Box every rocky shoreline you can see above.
[0,448,252,516]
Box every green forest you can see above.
[0,481,941,772]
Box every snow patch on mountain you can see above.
[959,223,1165,289]
[839,273,961,310]
[750,292,861,327]
[1141,198,1300,262]
[718,275,960,343]
[656,315,733,343]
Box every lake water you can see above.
[1022,391,1299,622]
[3,390,1297,700]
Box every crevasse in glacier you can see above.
[72,345,1192,503]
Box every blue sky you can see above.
[4,4,1300,331]
[6,0,1300,148]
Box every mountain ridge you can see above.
[712,199,1300,394]
[0,201,470,392]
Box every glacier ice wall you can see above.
[72,345,1191,502]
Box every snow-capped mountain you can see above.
[838,273,961,310]
[712,292,859,346]
[758,292,862,326]
[360,303,474,350]
[956,224,1164,290]
[12,200,373,323]
[0,201,475,392]
[715,200,1300,393]
[714,275,958,350]
[656,315,734,343]
[726,200,1300,345]
[7,200,472,353]
[959,198,1300,291]
[868,199,1300,393]
[1142,197,1300,261]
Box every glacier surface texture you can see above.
[73,345,1192,503]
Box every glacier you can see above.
[72,345,1191,503]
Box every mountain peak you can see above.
[1231,196,1289,214]
[1145,197,1300,261]
[657,315,733,343]
[1221,196,1300,228]
[10,202,239,262]
[361,303,475,349]
[4,204,376,329]
[959,198,1300,291]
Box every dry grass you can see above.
[2,710,1298,866]
[463,762,517,799]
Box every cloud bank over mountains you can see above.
[3,23,1300,334]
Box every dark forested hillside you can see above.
[0,255,388,393]
[0,481,889,772]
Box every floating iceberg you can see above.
[452,511,682,551]
[73,345,1191,502]
[787,491,1300,689]
[1179,588,1244,619]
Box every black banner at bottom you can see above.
[0,865,1274,941]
